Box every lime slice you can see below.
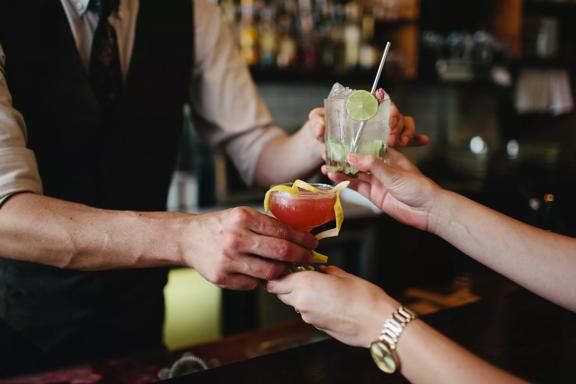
[346,90,379,121]
[359,139,385,156]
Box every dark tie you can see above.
[89,0,122,109]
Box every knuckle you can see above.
[229,207,251,226]
[275,241,292,260]
[222,231,242,250]
[209,269,228,286]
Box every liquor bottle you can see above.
[343,1,361,69]
[239,0,259,66]
[323,0,345,72]
[276,10,298,69]
[298,0,318,70]
[359,11,378,70]
[259,6,278,69]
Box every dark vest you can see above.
[0,0,193,372]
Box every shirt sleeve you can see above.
[0,43,43,206]
[190,0,285,186]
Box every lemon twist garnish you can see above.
[264,179,349,264]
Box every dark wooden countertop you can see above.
[2,277,575,384]
[164,284,576,383]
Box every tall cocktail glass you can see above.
[324,83,391,174]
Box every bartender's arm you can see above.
[0,40,316,290]
[188,0,428,187]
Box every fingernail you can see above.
[401,135,409,145]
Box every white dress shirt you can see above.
[0,0,283,205]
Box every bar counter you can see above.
[2,273,575,383]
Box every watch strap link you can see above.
[379,306,416,348]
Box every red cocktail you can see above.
[269,184,337,232]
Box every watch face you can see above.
[370,341,398,374]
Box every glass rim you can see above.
[270,182,337,198]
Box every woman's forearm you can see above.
[0,193,186,270]
[397,318,526,384]
[430,190,576,311]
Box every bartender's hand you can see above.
[267,265,399,348]
[326,149,443,232]
[306,104,428,148]
[183,207,318,290]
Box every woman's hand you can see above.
[267,265,399,348]
[326,149,443,231]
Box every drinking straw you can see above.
[350,41,391,152]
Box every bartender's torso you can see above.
[0,0,193,373]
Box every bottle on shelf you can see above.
[259,5,278,69]
[239,0,259,66]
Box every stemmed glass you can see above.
[265,181,347,270]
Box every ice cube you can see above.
[328,82,353,98]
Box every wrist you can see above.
[364,294,401,348]
[369,305,417,374]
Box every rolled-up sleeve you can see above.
[0,44,43,206]
[190,0,285,186]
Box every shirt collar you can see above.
[68,0,126,19]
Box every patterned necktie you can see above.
[89,0,122,109]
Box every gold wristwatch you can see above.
[369,306,416,374]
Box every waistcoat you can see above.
[0,0,193,365]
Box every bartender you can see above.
[0,0,426,377]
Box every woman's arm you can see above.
[328,150,576,311]
[431,190,576,311]
[267,266,527,384]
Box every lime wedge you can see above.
[358,139,385,156]
[346,90,378,121]
[326,139,348,162]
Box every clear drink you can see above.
[324,83,391,174]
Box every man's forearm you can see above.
[253,129,323,187]
[431,190,576,310]
[0,193,186,270]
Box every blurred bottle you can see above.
[239,0,259,66]
[322,1,345,72]
[359,10,378,70]
[259,5,278,69]
[276,9,298,69]
[298,0,319,70]
[343,1,361,69]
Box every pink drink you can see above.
[269,185,336,232]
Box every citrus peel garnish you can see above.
[264,179,349,264]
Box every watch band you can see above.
[379,306,416,347]
[370,305,416,373]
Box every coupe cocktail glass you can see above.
[267,182,338,269]
[268,183,337,232]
